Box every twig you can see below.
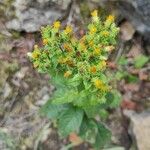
[115,41,125,62]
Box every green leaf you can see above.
[51,74,68,88]
[118,56,128,66]
[84,105,100,118]
[40,100,69,119]
[58,107,84,137]
[134,54,149,68]
[99,109,109,120]
[94,122,111,149]
[68,74,82,87]
[126,74,138,83]
[105,90,121,108]
[115,71,127,80]
[79,118,98,144]
[52,89,78,104]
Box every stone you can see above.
[117,0,150,41]
[6,0,72,32]
[124,110,150,150]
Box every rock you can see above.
[117,0,150,41]
[120,21,135,41]
[124,110,150,150]
[6,0,72,32]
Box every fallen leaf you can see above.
[124,83,140,92]
[121,99,137,110]
[69,132,82,145]
[139,71,148,80]
[107,61,117,69]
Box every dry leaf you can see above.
[121,99,137,110]
[69,132,82,145]
[139,71,148,80]
[124,83,140,92]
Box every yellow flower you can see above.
[64,71,72,78]
[64,25,72,34]
[89,26,97,34]
[106,15,115,23]
[53,21,61,29]
[43,39,48,45]
[63,43,72,52]
[58,57,67,64]
[94,79,103,89]
[79,42,87,52]
[88,40,94,46]
[90,66,97,73]
[32,49,40,59]
[66,59,74,67]
[101,31,109,36]
[93,79,108,91]
[91,10,98,17]
[79,36,86,43]
[93,48,101,55]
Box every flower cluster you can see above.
[29,10,120,149]
[29,10,119,107]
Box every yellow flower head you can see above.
[101,31,109,36]
[89,40,94,47]
[94,79,103,89]
[80,42,87,51]
[63,43,72,52]
[91,10,98,17]
[106,15,115,23]
[64,25,73,34]
[32,49,40,59]
[93,79,108,91]
[93,48,101,55]
[43,39,48,45]
[90,66,97,73]
[58,57,66,64]
[53,21,61,29]
[89,26,97,34]
[64,71,72,78]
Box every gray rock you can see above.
[6,0,72,32]
[124,110,150,150]
[117,0,150,40]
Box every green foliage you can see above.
[58,107,84,137]
[79,118,111,149]
[116,53,149,85]
[30,9,120,149]
[134,54,149,68]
